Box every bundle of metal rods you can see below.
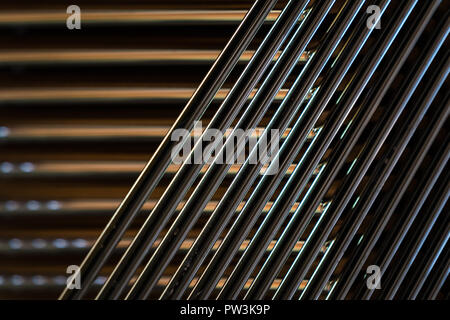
[58,0,449,300]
